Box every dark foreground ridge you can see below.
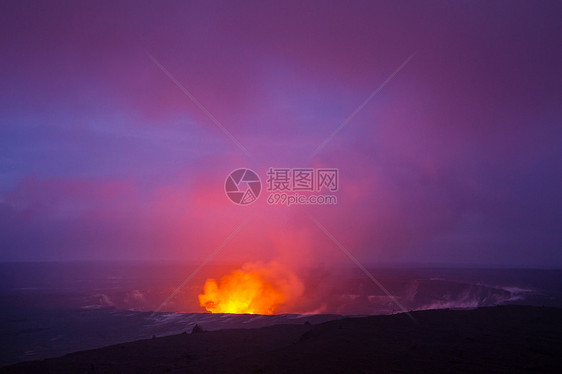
[3,305,561,373]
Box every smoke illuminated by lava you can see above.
[198,262,304,314]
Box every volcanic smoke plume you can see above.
[198,262,304,314]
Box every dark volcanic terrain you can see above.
[3,306,561,373]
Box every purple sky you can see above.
[1,1,561,267]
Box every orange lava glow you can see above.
[198,262,303,314]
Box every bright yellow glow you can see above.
[198,268,286,314]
